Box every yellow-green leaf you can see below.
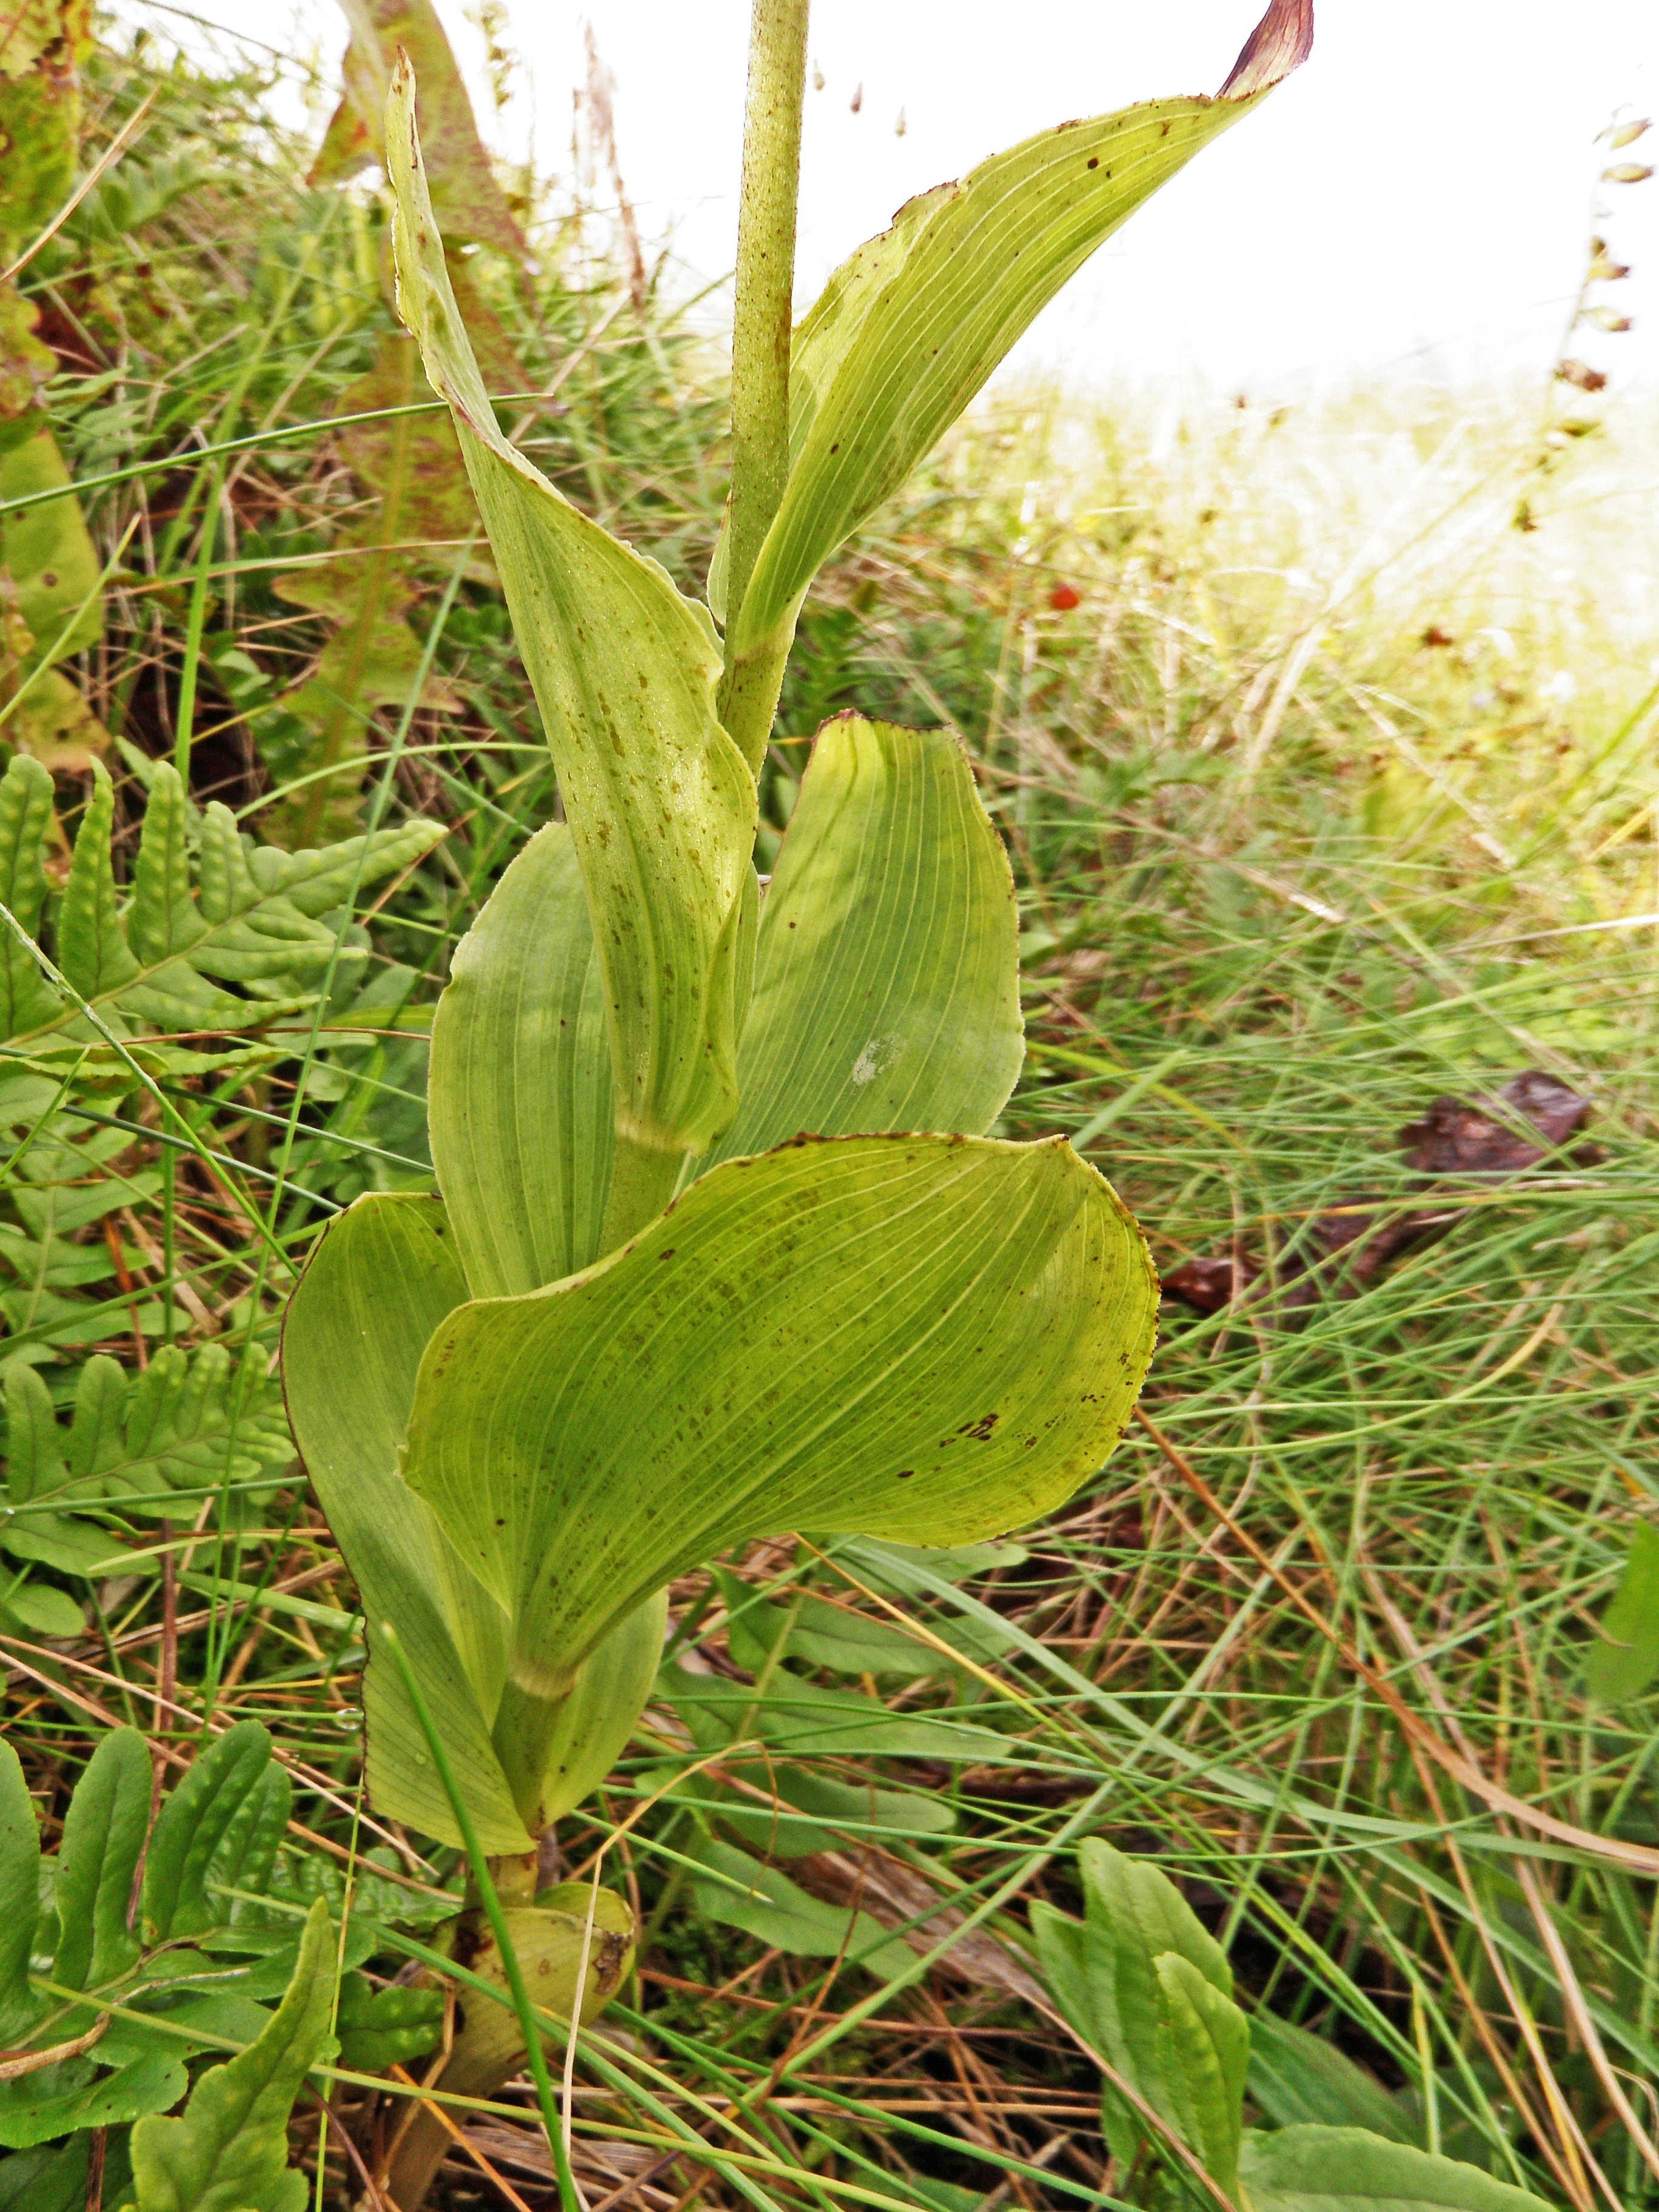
[710,715,1021,1162]
[1029,1838,1236,2171]
[428,823,614,1298]
[281,1192,666,1848]
[719,1,1312,757]
[386,59,757,1187]
[281,1190,525,1851]
[401,1133,1156,1741]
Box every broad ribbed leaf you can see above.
[1236,2126,1544,2211]
[281,1192,666,1849]
[661,1661,1004,1763]
[127,1895,337,2212]
[428,823,614,1298]
[401,1133,1156,1734]
[386,60,756,1181]
[660,1748,953,1857]
[714,1565,937,1680]
[53,1725,149,1991]
[711,716,1021,1162]
[280,1191,520,1846]
[1154,1952,1248,2199]
[719,1,1312,737]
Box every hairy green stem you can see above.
[717,0,809,770]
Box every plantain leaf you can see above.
[53,1724,150,1991]
[427,823,614,1298]
[709,717,1021,1163]
[1585,1522,1659,1707]
[1247,2011,1418,2143]
[658,1748,953,1858]
[1029,1838,1236,2170]
[717,0,1312,754]
[0,1570,82,1638]
[660,1658,1004,1764]
[385,59,757,1191]
[0,1737,40,2045]
[685,1832,914,1982]
[398,1132,1155,1831]
[281,1191,666,1850]
[1154,1951,1248,2199]
[714,1566,939,1680]
[126,1895,338,2212]
[1236,2125,1544,2210]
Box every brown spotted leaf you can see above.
[312,0,523,256]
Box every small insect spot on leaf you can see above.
[1087,157,1099,171]
[659,1248,675,1260]
[896,1469,914,1480]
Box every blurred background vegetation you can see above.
[2,8,1658,2207]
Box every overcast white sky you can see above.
[149,1,1659,397]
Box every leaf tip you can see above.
[1218,0,1314,100]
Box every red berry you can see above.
[1049,581,1081,612]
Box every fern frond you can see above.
[0,754,446,1048]
[2,1342,292,1535]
